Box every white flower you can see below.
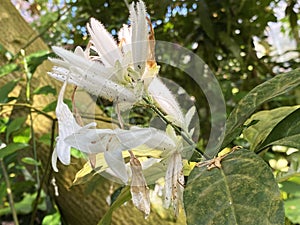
[64,126,175,184]
[52,79,96,172]
[48,46,137,108]
[48,1,158,109]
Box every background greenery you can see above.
[0,0,299,224]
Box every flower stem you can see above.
[142,97,210,160]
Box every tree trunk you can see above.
[0,1,185,224]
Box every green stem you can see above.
[29,119,56,225]
[29,111,40,186]
[0,159,19,225]
[142,97,209,160]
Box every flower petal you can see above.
[130,155,150,217]
[148,77,185,127]
[51,148,59,172]
[130,1,148,74]
[104,150,128,183]
[87,18,122,66]
[55,80,81,165]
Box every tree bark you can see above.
[0,1,185,224]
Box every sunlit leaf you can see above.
[13,127,31,143]
[184,149,284,225]
[42,211,61,225]
[21,157,41,166]
[25,50,53,75]
[6,116,27,142]
[72,162,95,186]
[0,63,19,78]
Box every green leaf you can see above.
[198,1,215,40]
[42,212,61,225]
[97,186,131,225]
[222,68,300,149]
[243,106,300,151]
[42,100,57,113]
[184,149,284,225]
[42,211,61,225]
[21,157,41,166]
[285,198,300,224]
[219,31,241,60]
[258,108,300,151]
[25,50,53,74]
[13,127,31,143]
[0,192,46,215]
[0,79,19,103]
[42,99,71,112]
[0,63,19,78]
[33,85,57,96]
[0,143,29,159]
[6,117,27,142]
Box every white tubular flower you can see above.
[52,79,96,172]
[162,125,187,217]
[48,46,137,106]
[49,1,158,110]
[64,127,175,184]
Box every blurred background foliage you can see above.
[15,0,300,138]
[0,0,300,224]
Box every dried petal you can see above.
[130,153,150,217]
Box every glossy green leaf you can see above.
[33,85,57,96]
[97,186,131,225]
[243,106,300,151]
[6,116,27,142]
[0,79,19,103]
[222,68,300,149]
[258,108,300,151]
[0,143,29,159]
[184,149,284,225]
[0,63,19,78]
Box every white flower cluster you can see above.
[48,0,196,217]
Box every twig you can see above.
[142,97,209,160]
[0,159,19,225]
